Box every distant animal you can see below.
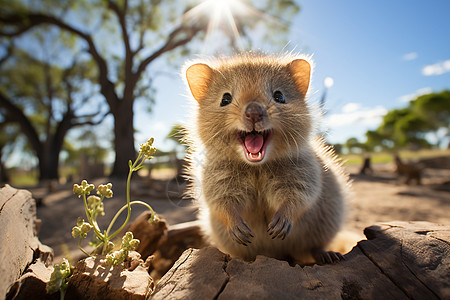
[359,157,373,175]
[394,155,423,185]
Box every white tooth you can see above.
[250,152,262,160]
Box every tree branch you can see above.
[0,91,42,157]
[132,2,147,56]
[43,62,54,139]
[107,0,134,100]
[135,24,202,79]
[73,109,110,127]
[0,13,121,110]
[0,42,14,66]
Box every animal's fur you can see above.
[183,53,349,264]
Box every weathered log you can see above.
[3,186,449,299]
[128,211,169,258]
[128,212,206,281]
[0,185,53,298]
[66,251,154,300]
[5,259,57,300]
[151,221,450,299]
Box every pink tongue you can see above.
[244,134,264,154]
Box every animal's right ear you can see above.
[287,59,311,96]
[185,63,214,103]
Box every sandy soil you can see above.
[33,162,450,264]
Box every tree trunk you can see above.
[110,99,136,179]
[0,146,9,183]
[38,141,60,182]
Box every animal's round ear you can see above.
[287,59,311,96]
[185,63,214,103]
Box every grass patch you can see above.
[9,169,39,187]
[340,149,450,166]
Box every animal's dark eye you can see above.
[221,93,232,106]
[273,91,285,103]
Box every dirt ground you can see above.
[32,162,450,264]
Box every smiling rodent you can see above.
[183,53,349,264]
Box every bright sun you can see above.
[183,0,255,50]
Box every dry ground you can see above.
[32,162,450,264]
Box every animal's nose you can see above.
[245,102,266,124]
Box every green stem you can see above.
[82,194,91,222]
[89,219,103,240]
[90,240,105,256]
[106,200,155,241]
[78,238,90,257]
[104,155,141,239]
[83,193,103,239]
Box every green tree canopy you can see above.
[364,90,448,151]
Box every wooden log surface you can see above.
[151,221,450,300]
[0,185,53,298]
[2,185,449,299]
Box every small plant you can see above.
[46,259,73,300]
[105,232,140,266]
[47,138,158,297]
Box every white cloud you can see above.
[341,102,362,113]
[402,52,418,61]
[398,87,433,103]
[324,104,387,128]
[422,60,450,76]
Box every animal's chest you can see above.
[241,176,273,229]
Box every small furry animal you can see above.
[394,155,423,185]
[183,53,349,265]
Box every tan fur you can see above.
[183,53,349,264]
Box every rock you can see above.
[0,185,53,298]
[66,251,154,299]
[151,221,450,299]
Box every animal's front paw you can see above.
[228,217,254,246]
[267,212,292,240]
[312,249,345,264]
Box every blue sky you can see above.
[134,0,450,152]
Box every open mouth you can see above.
[237,129,273,163]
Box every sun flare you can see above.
[183,0,256,51]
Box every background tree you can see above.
[411,90,450,147]
[0,43,106,181]
[345,137,367,154]
[0,119,19,183]
[0,0,300,179]
[364,130,385,152]
[363,90,448,151]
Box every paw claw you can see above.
[229,218,254,246]
[312,249,344,265]
[267,215,292,240]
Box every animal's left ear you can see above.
[185,63,214,103]
[287,59,311,96]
